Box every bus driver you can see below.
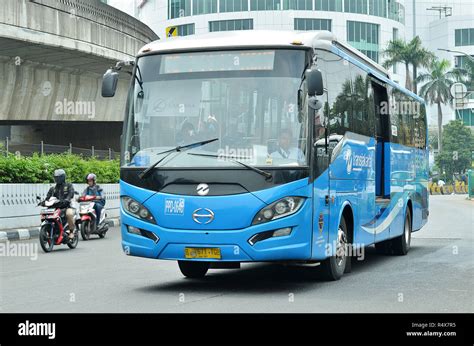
[270,129,305,163]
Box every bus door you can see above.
[372,79,391,242]
[310,95,331,259]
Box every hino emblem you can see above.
[192,208,215,224]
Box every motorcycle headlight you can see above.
[252,197,305,225]
[121,196,156,224]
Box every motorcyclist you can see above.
[81,173,105,226]
[44,169,76,239]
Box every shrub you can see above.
[0,153,120,183]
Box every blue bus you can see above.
[102,31,429,280]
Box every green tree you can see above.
[408,37,436,94]
[435,120,474,181]
[383,39,412,91]
[382,36,434,93]
[456,56,474,96]
[416,59,461,152]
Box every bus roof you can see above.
[138,30,423,103]
[140,31,389,71]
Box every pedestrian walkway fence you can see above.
[0,184,120,230]
[429,181,468,195]
[1,138,119,160]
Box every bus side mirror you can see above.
[306,68,324,96]
[102,69,119,98]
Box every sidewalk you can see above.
[0,218,120,242]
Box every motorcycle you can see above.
[36,196,79,253]
[77,195,108,240]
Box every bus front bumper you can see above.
[120,209,312,262]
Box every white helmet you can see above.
[86,173,97,182]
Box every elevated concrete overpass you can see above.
[0,0,159,150]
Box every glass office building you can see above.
[112,0,406,67]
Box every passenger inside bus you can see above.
[176,121,195,145]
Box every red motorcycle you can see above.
[36,196,79,253]
[77,195,108,240]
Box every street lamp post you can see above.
[438,48,474,63]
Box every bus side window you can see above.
[350,64,375,138]
[314,53,353,138]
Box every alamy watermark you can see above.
[0,241,38,261]
[216,146,255,164]
[325,241,365,261]
[54,99,96,119]
[380,100,421,118]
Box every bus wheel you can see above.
[375,209,412,256]
[320,217,348,281]
[178,261,210,279]
[389,209,412,255]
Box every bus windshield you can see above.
[122,49,309,168]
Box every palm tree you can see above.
[382,39,412,90]
[382,37,435,93]
[457,56,474,91]
[407,37,436,94]
[416,59,460,152]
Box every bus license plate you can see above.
[185,248,221,259]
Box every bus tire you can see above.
[178,261,210,279]
[389,208,412,255]
[320,217,348,281]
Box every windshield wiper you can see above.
[187,152,273,180]
[138,138,219,179]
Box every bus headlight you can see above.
[121,196,156,224]
[252,197,305,225]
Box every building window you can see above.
[397,2,405,24]
[315,0,342,11]
[250,0,281,10]
[388,0,404,23]
[455,55,474,69]
[209,19,254,32]
[392,27,398,73]
[282,0,312,10]
[455,28,474,46]
[344,0,368,14]
[368,0,386,17]
[169,0,191,19]
[193,0,217,15]
[174,23,195,36]
[456,109,474,127]
[219,0,249,12]
[294,18,332,31]
[347,21,380,62]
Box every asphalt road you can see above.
[1,195,473,313]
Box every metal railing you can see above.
[1,138,119,160]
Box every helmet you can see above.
[53,169,66,185]
[86,173,97,182]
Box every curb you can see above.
[0,218,120,243]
